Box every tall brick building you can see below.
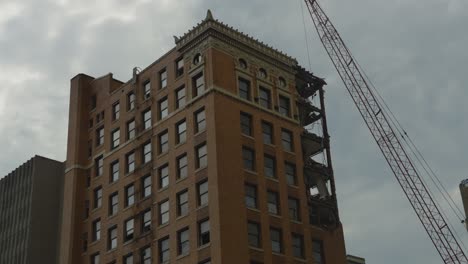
[59,10,347,264]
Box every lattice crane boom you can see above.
[303,0,468,263]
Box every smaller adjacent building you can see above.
[347,254,366,264]
[0,155,64,264]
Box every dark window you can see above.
[124,218,135,241]
[195,108,206,133]
[141,246,151,264]
[258,68,267,78]
[127,119,135,140]
[176,120,187,144]
[267,191,279,215]
[177,154,188,179]
[279,95,291,117]
[87,140,92,158]
[126,151,135,173]
[176,85,186,109]
[142,175,151,198]
[248,222,261,248]
[127,92,136,111]
[312,239,325,264]
[270,228,282,253]
[90,94,97,110]
[123,253,133,264]
[158,97,168,120]
[245,184,257,209]
[112,102,120,120]
[259,87,271,109]
[198,180,209,207]
[158,131,169,154]
[159,164,169,189]
[159,200,169,225]
[92,218,101,241]
[177,190,189,216]
[143,80,151,99]
[238,77,251,100]
[108,226,117,250]
[264,155,276,178]
[125,184,135,207]
[292,233,304,258]
[176,58,184,77]
[288,197,300,221]
[111,128,120,149]
[82,232,88,252]
[196,143,207,169]
[240,112,252,136]
[239,58,247,69]
[262,122,273,144]
[110,160,119,182]
[109,192,118,216]
[143,141,152,164]
[278,77,287,87]
[142,209,151,232]
[193,53,202,65]
[143,108,151,130]
[94,187,102,209]
[198,219,210,246]
[281,129,293,152]
[160,69,167,89]
[159,237,170,263]
[95,155,103,177]
[192,72,204,97]
[242,147,255,171]
[285,162,297,186]
[91,253,99,264]
[96,127,104,146]
[178,228,190,255]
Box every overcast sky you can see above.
[1,0,467,263]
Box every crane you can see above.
[303,0,468,263]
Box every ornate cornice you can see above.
[175,10,298,69]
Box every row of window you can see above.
[237,58,287,88]
[245,184,301,221]
[89,220,211,264]
[238,77,292,117]
[240,112,294,152]
[242,147,297,184]
[247,222,325,262]
[88,165,208,218]
[92,103,205,157]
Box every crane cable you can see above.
[350,54,468,251]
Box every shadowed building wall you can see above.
[0,155,64,264]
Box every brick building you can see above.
[59,10,347,264]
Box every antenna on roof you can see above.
[132,67,141,84]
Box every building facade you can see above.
[0,155,64,264]
[59,10,347,264]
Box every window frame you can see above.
[192,72,205,97]
[159,164,169,189]
[198,219,210,246]
[261,121,274,145]
[111,128,120,149]
[110,160,119,182]
[270,227,282,253]
[248,221,261,248]
[158,130,169,154]
[177,189,189,216]
[281,128,294,152]
[175,85,186,109]
[126,151,135,173]
[141,209,151,233]
[240,112,252,136]
[143,108,152,130]
[242,147,255,171]
[125,184,135,207]
[159,200,170,226]
[245,184,258,209]
[109,192,118,216]
[278,95,291,117]
[176,119,187,144]
[177,154,188,179]
[143,141,152,164]
[177,227,190,255]
[142,174,152,198]
[197,180,209,207]
[288,197,300,221]
[127,119,136,140]
[158,97,168,120]
[238,77,251,100]
[160,69,167,89]
[196,143,207,169]
[127,91,136,111]
[112,101,120,120]
[108,225,118,250]
[159,236,170,263]
[267,191,280,215]
[259,86,272,109]
[194,107,206,133]
[264,154,276,179]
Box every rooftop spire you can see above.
[205,9,214,21]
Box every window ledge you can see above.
[196,204,209,211]
[176,253,190,260]
[122,204,135,212]
[272,252,285,257]
[158,186,169,193]
[174,141,186,149]
[197,243,211,251]
[123,239,134,246]
[249,246,264,252]
[175,176,188,184]
[283,150,296,155]
[157,151,169,160]
[193,130,206,137]
[106,248,118,255]
[158,223,170,230]
[242,134,255,140]
[247,207,261,213]
[266,177,279,183]
[108,213,118,220]
[294,257,307,262]
[270,214,282,219]
[195,166,207,173]
[290,220,302,225]
[244,169,257,175]
[176,214,189,221]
